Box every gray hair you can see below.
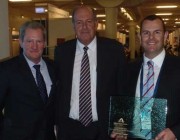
[19,21,46,41]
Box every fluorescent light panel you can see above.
[163,18,169,21]
[9,0,32,1]
[156,13,172,16]
[97,14,106,17]
[156,5,177,8]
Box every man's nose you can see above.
[32,41,38,48]
[149,32,155,39]
[82,22,88,28]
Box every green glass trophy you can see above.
[108,96,167,139]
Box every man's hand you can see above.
[155,128,176,140]
[110,132,127,140]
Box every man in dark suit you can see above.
[112,15,180,140]
[0,21,56,140]
[54,5,127,140]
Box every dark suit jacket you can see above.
[126,54,180,139]
[54,37,127,140]
[0,54,56,140]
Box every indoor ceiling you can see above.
[9,0,180,33]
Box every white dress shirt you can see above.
[69,37,98,121]
[135,49,165,97]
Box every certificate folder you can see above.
[108,96,167,139]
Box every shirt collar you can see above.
[77,36,97,53]
[143,49,165,68]
[23,54,45,69]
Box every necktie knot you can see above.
[83,46,88,52]
[33,64,40,71]
[147,60,154,68]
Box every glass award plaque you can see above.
[108,96,167,139]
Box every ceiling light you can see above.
[163,18,169,21]
[156,5,177,8]
[136,25,140,29]
[9,0,32,1]
[155,13,172,16]
[97,14,106,17]
[175,22,180,24]
[120,7,133,21]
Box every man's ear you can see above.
[95,19,98,30]
[164,31,169,44]
[137,32,141,44]
[19,39,23,48]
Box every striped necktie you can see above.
[79,46,93,127]
[140,60,154,139]
[142,60,154,99]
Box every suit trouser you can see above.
[57,118,110,140]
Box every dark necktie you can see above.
[79,46,93,127]
[33,65,48,104]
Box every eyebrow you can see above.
[142,29,163,32]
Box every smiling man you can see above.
[120,15,179,140]
[54,5,127,140]
[140,15,168,59]
[0,21,56,140]
[112,14,180,140]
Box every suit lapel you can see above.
[18,55,49,105]
[18,54,39,93]
[154,55,170,98]
[44,59,55,100]
[67,40,76,97]
[128,59,143,96]
[96,38,104,97]
[63,40,77,112]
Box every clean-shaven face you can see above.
[20,28,45,64]
[140,19,168,59]
[73,7,98,46]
